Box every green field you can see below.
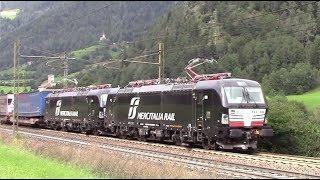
[0,143,97,178]
[71,44,121,59]
[0,9,20,20]
[71,45,102,59]
[287,87,320,112]
[108,48,121,59]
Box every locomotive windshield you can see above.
[223,86,265,104]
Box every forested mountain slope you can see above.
[0,1,319,95]
[105,1,319,94]
[0,1,174,87]
[0,1,174,68]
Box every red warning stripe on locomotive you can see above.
[229,120,264,127]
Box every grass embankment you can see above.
[0,132,216,178]
[0,9,20,20]
[0,142,96,178]
[287,87,320,112]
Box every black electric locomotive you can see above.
[44,77,273,151]
[45,88,111,134]
[22,58,274,152]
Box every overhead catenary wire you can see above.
[89,52,159,68]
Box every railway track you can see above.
[258,153,320,165]
[0,125,319,179]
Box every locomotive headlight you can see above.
[221,114,229,124]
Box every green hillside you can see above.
[82,1,320,89]
[0,1,319,93]
[0,1,173,88]
[287,87,320,112]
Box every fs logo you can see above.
[128,97,140,119]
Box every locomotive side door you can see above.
[194,92,204,133]
[104,94,115,128]
[194,90,214,140]
[86,96,94,123]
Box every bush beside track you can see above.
[260,95,320,157]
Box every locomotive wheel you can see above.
[173,136,182,146]
[246,148,257,155]
[175,140,182,146]
[61,125,69,132]
[202,139,213,150]
[92,128,100,136]
[119,134,127,139]
[53,123,61,131]
[137,136,147,142]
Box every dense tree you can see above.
[262,63,318,95]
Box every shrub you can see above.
[261,95,320,156]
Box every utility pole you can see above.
[19,51,75,89]
[16,39,20,129]
[158,42,164,84]
[102,42,165,84]
[62,52,68,89]
[12,39,20,136]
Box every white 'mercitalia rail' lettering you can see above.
[59,111,79,117]
[137,112,175,121]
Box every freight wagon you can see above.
[10,91,51,126]
[0,94,14,124]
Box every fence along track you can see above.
[0,126,319,179]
